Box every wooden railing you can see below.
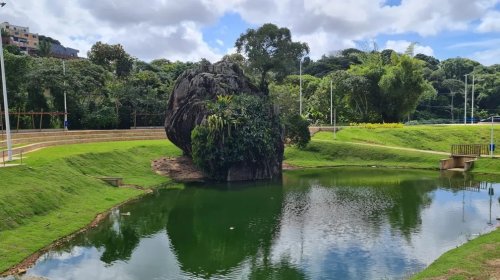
[451,144,489,157]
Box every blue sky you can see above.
[3,0,500,65]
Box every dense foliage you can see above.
[1,23,500,130]
[191,94,281,180]
[283,113,310,148]
[1,42,196,130]
[235,23,309,91]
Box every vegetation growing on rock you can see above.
[191,94,282,180]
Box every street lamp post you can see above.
[299,57,303,116]
[450,91,455,123]
[491,115,494,158]
[0,5,12,161]
[464,74,469,124]
[471,75,475,124]
[330,80,333,125]
[63,60,68,130]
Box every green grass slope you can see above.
[286,134,444,169]
[332,125,500,152]
[411,228,500,280]
[0,140,181,273]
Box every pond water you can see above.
[23,168,500,280]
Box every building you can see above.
[0,22,39,54]
[50,42,79,59]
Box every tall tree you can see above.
[235,23,309,91]
[88,42,133,78]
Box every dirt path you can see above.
[152,156,206,182]
[314,139,450,156]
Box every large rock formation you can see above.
[164,60,283,181]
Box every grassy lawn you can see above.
[1,126,499,276]
[411,228,500,280]
[287,128,500,279]
[332,125,500,152]
[0,140,181,273]
[285,139,443,169]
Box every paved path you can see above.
[313,139,450,156]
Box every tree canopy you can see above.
[235,23,309,91]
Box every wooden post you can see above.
[31,112,35,129]
[39,109,43,131]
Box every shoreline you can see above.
[0,187,155,276]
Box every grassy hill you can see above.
[0,140,181,273]
[331,124,499,152]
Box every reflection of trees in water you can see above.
[283,168,439,240]
[166,182,285,277]
[45,168,493,278]
[54,189,181,264]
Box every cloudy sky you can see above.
[2,0,500,65]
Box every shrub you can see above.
[284,114,310,148]
[349,122,404,129]
[191,94,282,180]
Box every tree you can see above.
[378,55,435,122]
[235,23,309,91]
[38,40,51,57]
[88,41,133,78]
[441,58,480,80]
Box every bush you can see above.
[191,94,282,180]
[349,122,404,129]
[284,114,310,148]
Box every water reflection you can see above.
[23,168,500,280]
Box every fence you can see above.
[451,144,489,157]
[0,110,67,132]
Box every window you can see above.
[32,35,37,38]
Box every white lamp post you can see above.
[464,74,469,124]
[299,57,303,116]
[491,115,495,158]
[63,60,68,130]
[471,75,475,124]
[330,80,333,125]
[0,3,12,161]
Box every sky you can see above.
[2,0,500,65]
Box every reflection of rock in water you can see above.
[166,182,284,277]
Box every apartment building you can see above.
[1,22,39,53]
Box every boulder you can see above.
[164,60,283,181]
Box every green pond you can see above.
[23,168,500,279]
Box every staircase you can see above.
[0,128,167,158]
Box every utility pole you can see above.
[0,10,12,161]
[330,80,333,125]
[451,92,454,123]
[63,60,68,131]
[464,74,468,124]
[491,115,495,158]
[299,58,303,116]
[471,75,475,124]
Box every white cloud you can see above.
[216,39,224,47]
[471,48,500,66]
[477,11,500,32]
[1,0,499,62]
[384,40,434,56]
